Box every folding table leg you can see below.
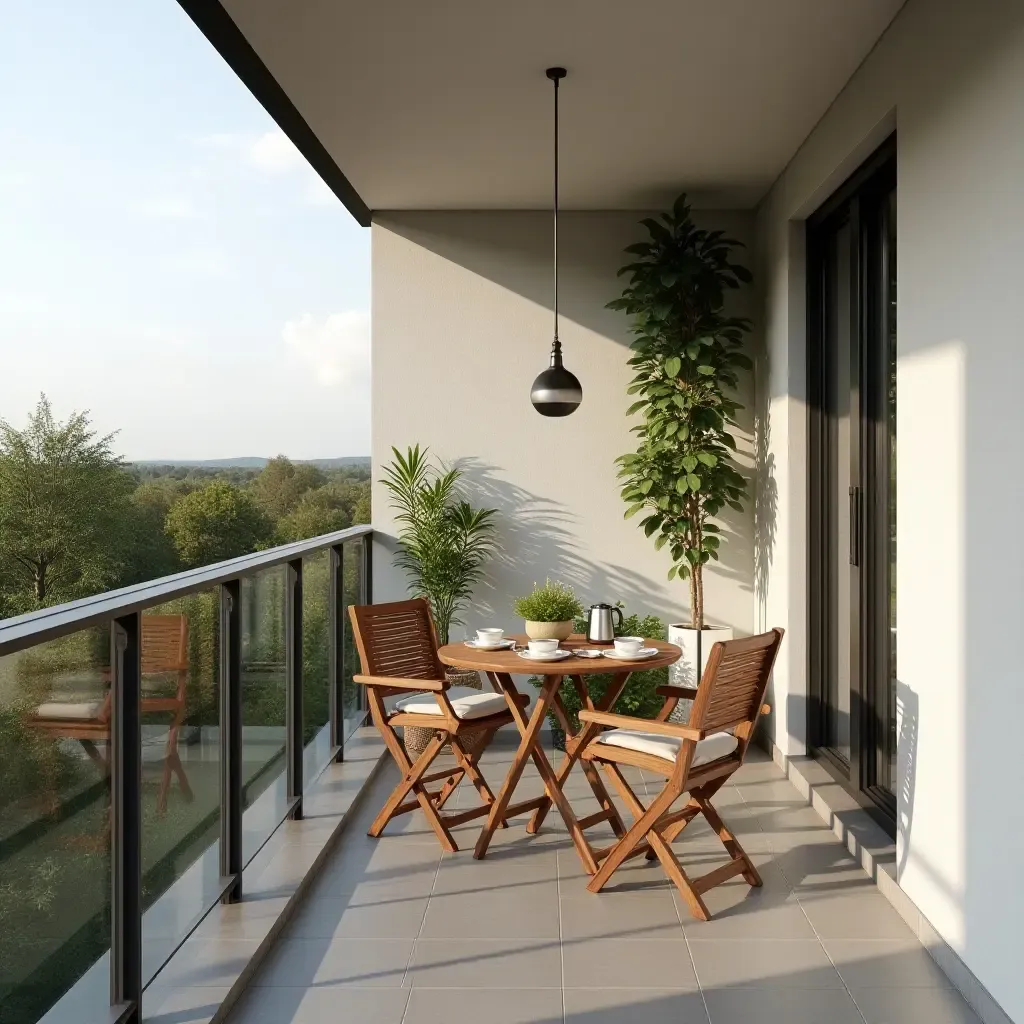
[472,673,555,860]
[527,672,631,835]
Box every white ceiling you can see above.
[219,0,904,211]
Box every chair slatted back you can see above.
[687,629,784,742]
[141,615,189,673]
[349,599,444,689]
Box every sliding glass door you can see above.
[808,139,897,820]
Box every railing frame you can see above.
[0,525,373,1022]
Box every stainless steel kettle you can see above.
[586,603,623,644]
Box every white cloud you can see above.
[283,310,370,387]
[131,195,198,219]
[247,130,304,173]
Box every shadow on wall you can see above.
[896,678,918,879]
[454,457,664,624]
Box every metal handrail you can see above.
[0,524,372,656]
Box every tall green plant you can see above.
[382,445,499,645]
[608,195,753,630]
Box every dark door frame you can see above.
[807,136,897,829]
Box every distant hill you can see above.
[133,456,370,470]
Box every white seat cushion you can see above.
[395,686,508,721]
[594,728,738,766]
[35,700,105,721]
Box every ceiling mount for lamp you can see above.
[531,66,582,417]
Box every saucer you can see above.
[465,639,515,650]
[516,648,572,662]
[601,647,659,661]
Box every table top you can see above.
[437,634,681,675]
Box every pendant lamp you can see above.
[531,67,582,417]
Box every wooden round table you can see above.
[438,634,680,870]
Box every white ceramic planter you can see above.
[667,624,734,688]
[524,619,574,641]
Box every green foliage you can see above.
[250,456,326,518]
[382,445,499,645]
[276,486,350,543]
[513,579,584,623]
[530,611,668,737]
[0,394,136,612]
[164,482,274,569]
[608,194,753,629]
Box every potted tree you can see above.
[608,194,752,689]
[382,444,499,758]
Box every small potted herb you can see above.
[513,579,584,642]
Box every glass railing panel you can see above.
[0,626,111,1024]
[240,566,288,865]
[139,593,222,985]
[342,538,366,741]
[302,550,332,780]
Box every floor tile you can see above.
[688,938,843,989]
[851,986,982,1023]
[287,894,429,939]
[703,986,865,1024]
[403,987,563,1024]
[561,938,699,989]
[560,890,686,941]
[432,845,558,894]
[228,985,411,1024]
[557,845,669,895]
[799,893,918,940]
[254,937,412,987]
[563,988,710,1023]
[419,880,560,938]
[144,985,231,1023]
[675,886,817,939]
[825,939,954,988]
[406,938,563,988]
[153,938,262,989]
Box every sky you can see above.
[0,0,370,461]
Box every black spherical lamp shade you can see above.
[531,343,583,417]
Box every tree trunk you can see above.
[688,568,698,630]
[693,561,704,631]
[34,562,47,604]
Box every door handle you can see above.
[849,485,860,566]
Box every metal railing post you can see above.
[285,558,303,817]
[110,613,142,1022]
[329,544,344,761]
[219,580,242,901]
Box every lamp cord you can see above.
[552,70,559,349]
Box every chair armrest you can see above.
[353,674,445,692]
[577,709,705,741]
[656,685,699,701]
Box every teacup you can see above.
[476,628,505,646]
[527,638,560,657]
[613,636,644,658]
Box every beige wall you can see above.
[371,210,758,641]
[757,0,1024,1018]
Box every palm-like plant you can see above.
[381,445,499,644]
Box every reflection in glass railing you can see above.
[0,627,111,1024]
[302,549,332,779]
[140,594,222,985]
[241,566,288,865]
[342,538,367,741]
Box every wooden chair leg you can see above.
[450,731,508,828]
[587,783,678,894]
[697,796,762,887]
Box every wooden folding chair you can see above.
[349,599,531,853]
[577,628,784,920]
[32,614,194,814]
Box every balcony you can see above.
[0,534,981,1024]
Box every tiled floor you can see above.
[219,734,979,1024]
